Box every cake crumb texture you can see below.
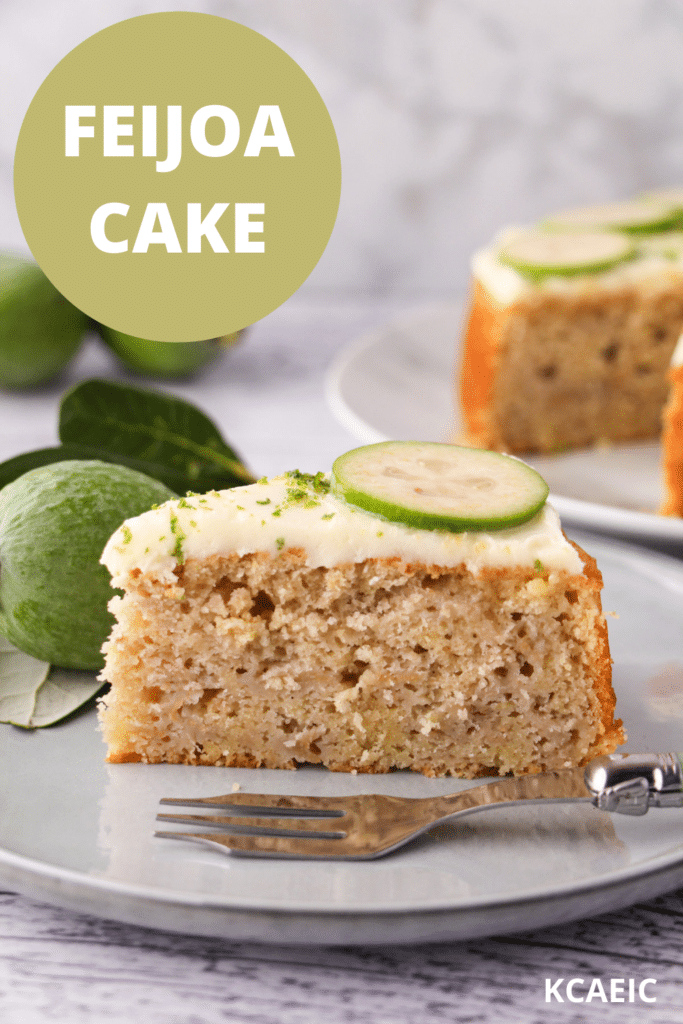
[461,280,683,453]
[99,544,622,778]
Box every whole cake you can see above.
[661,334,683,516]
[460,194,683,454]
[98,442,623,778]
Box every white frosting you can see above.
[671,333,683,368]
[472,226,683,306]
[101,473,582,583]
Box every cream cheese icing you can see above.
[101,471,582,583]
[671,333,683,368]
[472,226,683,306]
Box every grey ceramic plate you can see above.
[325,303,683,547]
[2,532,683,945]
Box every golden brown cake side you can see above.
[459,279,683,454]
[99,543,622,779]
[459,281,507,450]
[661,360,683,515]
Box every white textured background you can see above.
[3,0,683,300]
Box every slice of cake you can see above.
[98,442,623,778]
[661,334,683,516]
[460,196,683,454]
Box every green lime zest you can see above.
[169,513,186,563]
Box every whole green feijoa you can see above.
[0,252,89,387]
[98,325,243,378]
[0,461,176,669]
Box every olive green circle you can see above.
[14,13,341,342]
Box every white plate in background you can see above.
[2,534,683,945]
[325,304,683,546]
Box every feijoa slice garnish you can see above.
[641,187,683,210]
[331,442,549,532]
[543,199,680,234]
[499,230,634,279]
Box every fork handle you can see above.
[584,752,683,815]
[427,752,683,824]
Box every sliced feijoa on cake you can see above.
[499,229,635,279]
[543,198,680,233]
[331,441,549,532]
[641,187,683,210]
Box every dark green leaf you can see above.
[0,444,188,494]
[0,444,155,490]
[59,379,256,490]
[0,446,83,490]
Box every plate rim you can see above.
[3,823,683,946]
[2,812,683,917]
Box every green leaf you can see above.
[59,379,256,491]
[26,668,104,728]
[0,446,79,490]
[0,444,197,495]
[0,637,102,728]
[0,636,50,725]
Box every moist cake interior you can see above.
[100,544,621,778]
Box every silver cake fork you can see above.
[155,752,683,860]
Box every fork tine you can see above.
[159,791,347,817]
[156,812,346,838]
[154,830,358,859]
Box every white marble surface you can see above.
[4,0,683,299]
[1,299,683,1022]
